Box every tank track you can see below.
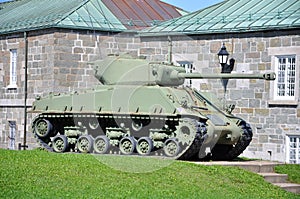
[210,121,253,160]
[32,113,207,160]
[34,134,54,152]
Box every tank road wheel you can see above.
[94,136,110,154]
[163,138,180,157]
[136,137,153,156]
[52,135,69,153]
[77,135,94,153]
[34,119,54,138]
[119,137,136,155]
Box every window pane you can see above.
[287,57,296,97]
[290,137,296,148]
[277,58,286,96]
[290,149,296,158]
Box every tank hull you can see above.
[30,85,252,160]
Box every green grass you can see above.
[275,164,300,184]
[0,149,299,199]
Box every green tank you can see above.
[30,54,275,160]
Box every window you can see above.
[8,49,17,88]
[286,136,300,164]
[177,61,193,87]
[274,56,296,100]
[8,121,16,150]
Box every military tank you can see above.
[30,53,275,160]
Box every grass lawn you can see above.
[275,164,300,184]
[0,149,299,199]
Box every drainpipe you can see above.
[167,36,172,65]
[22,31,28,150]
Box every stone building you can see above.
[1,0,299,164]
[0,0,185,149]
[140,0,300,163]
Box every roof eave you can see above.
[0,25,135,35]
[139,25,300,37]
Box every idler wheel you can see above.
[34,119,54,138]
[52,135,69,153]
[119,137,136,155]
[136,137,153,155]
[163,138,180,157]
[77,135,94,153]
[94,136,110,154]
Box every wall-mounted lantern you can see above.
[217,43,235,74]
[217,43,229,67]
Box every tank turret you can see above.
[93,54,275,86]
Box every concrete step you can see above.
[273,183,300,194]
[235,163,277,173]
[195,161,283,173]
[259,173,288,183]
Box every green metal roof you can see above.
[0,0,126,34]
[140,0,300,36]
[57,0,126,31]
[0,0,186,34]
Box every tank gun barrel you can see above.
[177,72,276,81]
[156,64,276,86]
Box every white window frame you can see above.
[274,55,296,101]
[268,47,300,105]
[8,49,17,88]
[286,135,300,164]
